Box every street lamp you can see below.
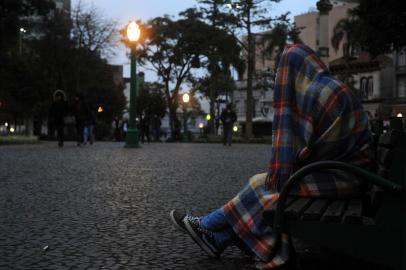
[125,21,141,148]
[19,27,26,56]
[182,93,190,142]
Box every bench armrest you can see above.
[272,160,403,242]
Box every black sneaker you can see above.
[184,215,222,258]
[169,210,187,233]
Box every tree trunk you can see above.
[209,85,216,135]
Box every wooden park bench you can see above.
[263,128,406,270]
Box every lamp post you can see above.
[125,21,141,148]
[19,27,26,56]
[182,93,190,142]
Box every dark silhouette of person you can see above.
[139,113,151,143]
[220,104,237,146]
[72,93,87,146]
[49,90,68,147]
[114,117,121,141]
[152,114,162,142]
[83,100,96,145]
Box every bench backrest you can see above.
[376,130,406,270]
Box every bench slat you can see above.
[321,200,347,223]
[343,199,363,224]
[285,198,312,219]
[302,199,330,221]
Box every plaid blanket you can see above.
[223,44,373,269]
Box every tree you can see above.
[261,22,302,71]
[0,0,55,129]
[220,0,283,138]
[352,0,406,56]
[71,1,118,57]
[331,12,360,94]
[134,14,211,139]
[136,82,167,118]
[196,1,244,134]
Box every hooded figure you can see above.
[170,45,374,269]
[49,90,68,147]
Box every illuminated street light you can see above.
[127,21,141,42]
[5,122,8,127]
[125,21,141,148]
[206,114,211,121]
[233,125,238,132]
[182,93,190,103]
[10,127,15,133]
[397,113,403,118]
[19,27,27,55]
[182,93,190,142]
[97,106,103,113]
[199,123,204,129]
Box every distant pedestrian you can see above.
[49,90,68,147]
[83,101,96,145]
[139,113,151,143]
[72,93,86,146]
[220,104,237,146]
[122,119,128,140]
[152,114,161,142]
[114,117,122,141]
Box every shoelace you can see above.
[185,215,214,238]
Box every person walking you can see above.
[152,114,162,142]
[83,101,96,145]
[220,104,237,146]
[49,90,68,147]
[169,44,374,269]
[139,113,151,143]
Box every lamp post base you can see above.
[125,129,140,148]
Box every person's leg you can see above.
[201,208,229,231]
[83,126,89,144]
[76,123,83,145]
[57,124,64,147]
[89,125,94,144]
[223,127,227,145]
[226,128,232,146]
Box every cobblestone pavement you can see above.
[0,142,272,270]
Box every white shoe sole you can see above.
[184,219,218,258]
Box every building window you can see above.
[360,77,368,98]
[367,76,374,97]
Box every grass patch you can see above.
[0,135,39,145]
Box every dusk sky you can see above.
[72,0,319,79]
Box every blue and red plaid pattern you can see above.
[223,44,373,269]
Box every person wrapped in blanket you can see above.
[170,44,374,269]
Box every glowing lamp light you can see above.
[97,106,103,113]
[10,127,15,133]
[233,126,238,132]
[127,21,141,42]
[182,93,190,103]
[5,122,8,127]
[20,28,26,33]
[206,114,211,121]
[199,123,204,129]
[397,113,403,118]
